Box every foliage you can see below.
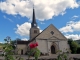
[57,51,69,60]
[2,36,24,60]
[68,39,79,54]
[34,48,40,60]
[71,41,79,53]
[3,36,15,60]
[0,43,5,47]
[77,47,80,54]
[10,40,17,50]
[75,40,80,44]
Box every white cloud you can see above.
[59,21,80,33]
[3,15,13,22]
[0,0,79,21]
[15,22,42,36]
[59,26,73,33]
[40,30,42,32]
[71,15,79,20]
[65,34,80,40]
[40,22,45,24]
[21,38,28,41]
[15,22,31,36]
[72,15,79,18]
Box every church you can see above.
[15,8,70,55]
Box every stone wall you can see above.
[15,44,27,55]
[0,54,80,60]
[59,41,70,52]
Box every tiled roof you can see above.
[17,40,30,44]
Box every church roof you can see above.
[17,40,30,44]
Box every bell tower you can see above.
[30,8,40,40]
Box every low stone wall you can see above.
[68,54,80,60]
[68,54,80,58]
[0,54,80,60]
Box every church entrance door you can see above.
[51,45,55,54]
[21,49,23,55]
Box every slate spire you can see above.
[31,7,37,28]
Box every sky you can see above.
[0,0,80,43]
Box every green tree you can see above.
[77,47,80,54]
[71,41,79,53]
[68,39,79,54]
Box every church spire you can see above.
[30,7,40,40]
[31,7,37,28]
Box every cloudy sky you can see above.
[0,0,80,42]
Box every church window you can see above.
[51,31,54,35]
[34,30,37,33]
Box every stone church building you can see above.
[15,8,70,55]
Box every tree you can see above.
[71,41,79,53]
[68,39,79,54]
[77,47,80,54]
